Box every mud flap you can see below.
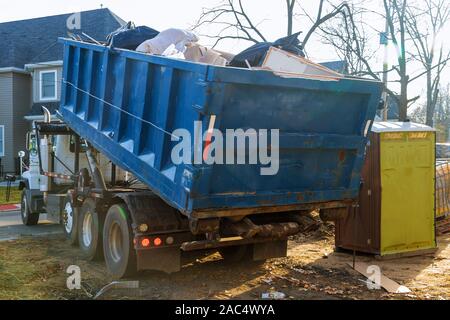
[137,247,181,274]
[252,240,288,261]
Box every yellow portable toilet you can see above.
[336,122,437,258]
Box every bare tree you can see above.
[383,0,414,121]
[322,0,449,122]
[300,1,351,51]
[286,0,295,36]
[320,3,381,78]
[405,0,450,126]
[194,0,449,125]
[193,0,268,47]
[320,1,401,104]
[411,84,450,139]
[435,84,450,131]
[193,0,351,51]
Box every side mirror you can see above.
[18,151,26,158]
[378,99,386,111]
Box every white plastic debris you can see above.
[261,291,287,300]
[136,28,199,56]
[94,281,140,300]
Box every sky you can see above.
[1,0,449,108]
[0,0,391,60]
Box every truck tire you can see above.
[62,195,78,246]
[103,204,137,279]
[21,190,39,226]
[78,199,104,261]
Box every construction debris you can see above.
[437,216,450,235]
[261,47,343,80]
[107,22,159,50]
[229,32,304,68]
[184,43,229,66]
[136,28,199,56]
[261,291,287,300]
[349,262,411,294]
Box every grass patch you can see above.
[0,238,72,300]
[0,187,21,205]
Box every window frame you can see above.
[0,125,4,157]
[39,69,58,101]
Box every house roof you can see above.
[319,61,348,74]
[0,8,125,69]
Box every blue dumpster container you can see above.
[59,39,383,217]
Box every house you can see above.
[376,95,400,120]
[320,60,348,74]
[0,8,125,175]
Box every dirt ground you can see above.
[0,223,449,300]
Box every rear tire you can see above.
[103,204,137,279]
[21,190,39,226]
[78,198,104,261]
[62,195,78,246]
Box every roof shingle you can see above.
[0,8,125,68]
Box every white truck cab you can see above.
[20,118,127,227]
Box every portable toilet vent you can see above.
[335,122,437,258]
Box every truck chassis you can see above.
[19,119,318,279]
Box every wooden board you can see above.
[348,262,411,294]
[262,47,343,80]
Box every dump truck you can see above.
[19,38,383,279]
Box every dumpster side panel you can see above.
[210,84,369,195]
[60,41,209,212]
[188,70,382,211]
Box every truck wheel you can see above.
[103,204,137,279]
[78,199,104,261]
[62,195,78,246]
[219,245,251,263]
[21,190,39,226]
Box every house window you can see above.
[39,70,57,101]
[0,126,4,157]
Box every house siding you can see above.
[0,71,31,174]
[0,73,14,173]
[12,73,32,167]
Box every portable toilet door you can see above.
[373,122,437,257]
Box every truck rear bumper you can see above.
[136,238,288,274]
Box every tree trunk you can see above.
[286,0,294,36]
[399,77,409,121]
[425,67,434,126]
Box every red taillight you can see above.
[141,238,151,247]
[154,237,162,246]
